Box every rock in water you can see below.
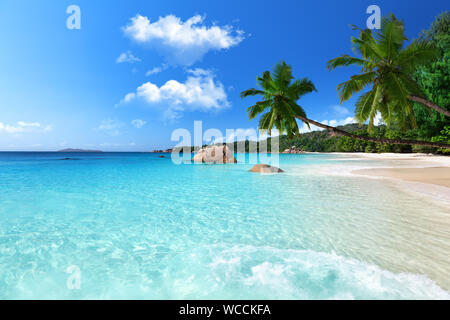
[249,164,284,173]
[193,145,237,164]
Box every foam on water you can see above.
[3,245,448,299]
[0,152,449,299]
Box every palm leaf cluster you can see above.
[240,62,316,137]
[328,14,439,130]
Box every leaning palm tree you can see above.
[328,14,449,131]
[242,61,316,138]
[241,61,450,149]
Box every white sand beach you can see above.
[347,153,450,208]
[346,153,450,186]
[300,153,450,208]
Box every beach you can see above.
[0,152,449,299]
[354,167,450,188]
[341,153,449,185]
[304,153,450,207]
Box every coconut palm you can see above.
[241,61,450,149]
[327,14,449,131]
[241,61,316,138]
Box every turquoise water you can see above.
[0,152,449,299]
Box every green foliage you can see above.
[328,14,440,131]
[431,125,450,154]
[412,11,450,139]
[270,124,421,153]
[241,61,316,137]
[174,123,445,154]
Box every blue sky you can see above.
[0,0,448,151]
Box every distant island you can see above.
[57,148,103,153]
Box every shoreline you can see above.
[345,153,450,208]
[353,167,450,188]
[340,153,450,188]
[297,153,450,208]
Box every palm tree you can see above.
[241,61,450,149]
[327,14,449,132]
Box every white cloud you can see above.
[186,68,211,76]
[123,14,244,65]
[131,119,146,128]
[97,119,123,136]
[373,112,384,126]
[210,128,279,144]
[146,67,163,76]
[0,121,52,134]
[116,50,141,64]
[331,105,350,116]
[121,69,229,119]
[146,63,168,76]
[122,93,136,103]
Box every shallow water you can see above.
[0,152,449,299]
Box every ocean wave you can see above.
[163,245,450,300]
[2,244,449,299]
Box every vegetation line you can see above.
[295,116,450,149]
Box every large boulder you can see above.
[282,146,304,154]
[249,164,284,173]
[193,145,237,164]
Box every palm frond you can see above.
[382,72,417,128]
[396,40,439,72]
[327,55,370,71]
[287,78,317,100]
[256,71,275,92]
[378,14,406,61]
[247,100,272,119]
[240,88,265,99]
[351,29,383,61]
[258,112,272,130]
[337,72,376,103]
[397,73,425,97]
[272,61,293,91]
[354,90,376,123]
[242,62,316,134]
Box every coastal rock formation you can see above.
[249,164,284,173]
[151,149,172,153]
[282,146,304,154]
[193,145,237,164]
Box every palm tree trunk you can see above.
[408,95,450,117]
[295,116,450,149]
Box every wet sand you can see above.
[353,167,450,188]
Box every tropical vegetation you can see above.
[240,12,450,152]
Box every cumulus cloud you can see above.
[131,119,146,128]
[0,121,52,134]
[121,68,229,119]
[96,119,123,136]
[123,14,244,65]
[116,50,141,64]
